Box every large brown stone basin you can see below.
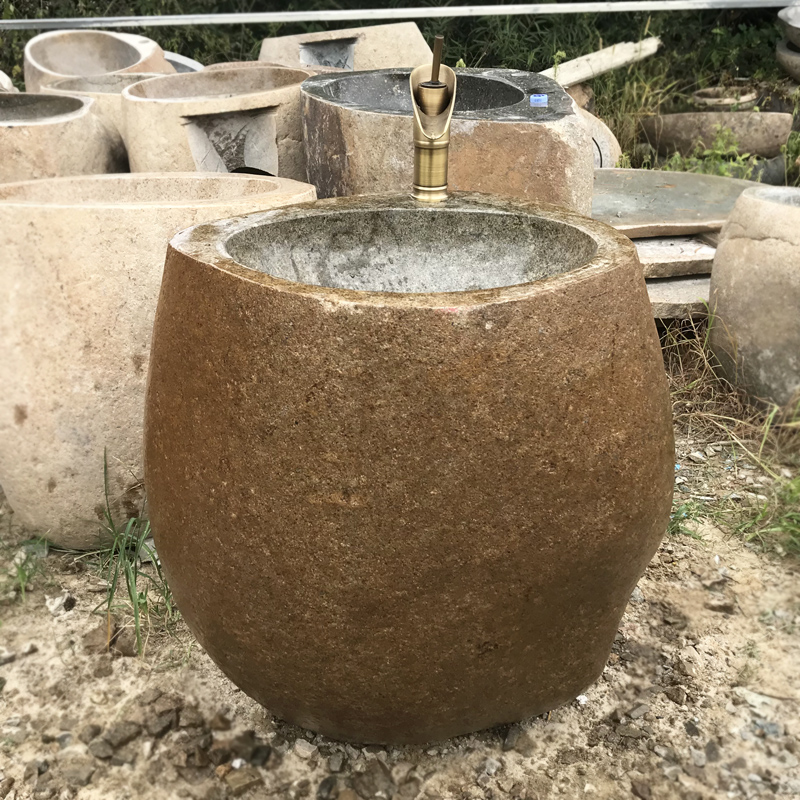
[144,193,675,744]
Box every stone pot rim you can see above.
[0,173,309,209]
[300,67,573,124]
[169,192,634,309]
[778,6,800,28]
[0,92,91,125]
[740,184,800,208]
[122,66,313,107]
[46,72,163,95]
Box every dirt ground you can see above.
[1,432,798,800]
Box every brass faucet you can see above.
[410,35,457,203]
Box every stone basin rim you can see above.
[49,73,163,94]
[171,192,633,308]
[122,66,312,103]
[743,185,800,207]
[0,173,302,208]
[0,93,91,124]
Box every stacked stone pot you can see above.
[0,173,316,550]
[42,73,161,172]
[0,94,116,183]
[122,67,312,179]
[259,22,431,71]
[144,193,674,744]
[709,186,800,408]
[778,7,800,80]
[302,68,594,213]
[24,30,173,93]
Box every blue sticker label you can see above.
[530,94,549,107]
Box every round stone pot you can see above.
[302,69,594,213]
[0,94,115,183]
[122,67,312,180]
[43,73,161,172]
[0,173,316,550]
[640,111,793,159]
[778,6,800,49]
[24,30,174,93]
[776,39,800,82]
[709,186,800,408]
[144,193,675,744]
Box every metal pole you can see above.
[0,0,796,31]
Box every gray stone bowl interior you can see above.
[28,30,141,75]
[0,93,85,122]
[301,67,572,123]
[50,73,160,94]
[224,205,598,294]
[746,185,800,208]
[127,67,310,100]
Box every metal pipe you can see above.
[0,0,796,30]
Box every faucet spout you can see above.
[410,36,457,203]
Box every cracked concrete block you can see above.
[0,173,316,549]
[42,73,161,172]
[24,29,174,93]
[122,67,312,180]
[647,274,710,320]
[0,93,117,183]
[259,22,431,71]
[709,186,800,407]
[302,68,594,214]
[635,236,715,278]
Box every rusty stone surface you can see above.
[302,69,593,213]
[709,186,800,407]
[0,173,316,550]
[144,193,675,744]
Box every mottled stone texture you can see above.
[145,193,674,744]
[24,30,173,93]
[259,23,431,71]
[43,73,161,172]
[710,186,800,407]
[302,69,593,214]
[0,94,116,183]
[0,174,316,550]
[122,67,312,180]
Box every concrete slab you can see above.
[635,236,715,278]
[593,168,754,238]
[647,274,710,319]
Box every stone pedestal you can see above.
[145,193,673,744]
[24,30,173,93]
[122,67,312,180]
[709,186,800,407]
[0,94,116,183]
[0,174,316,550]
[302,68,594,214]
[259,22,431,71]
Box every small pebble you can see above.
[328,752,345,772]
[629,704,650,720]
[21,643,38,657]
[294,739,318,759]
[483,757,501,776]
[0,649,15,666]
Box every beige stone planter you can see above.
[145,193,674,744]
[0,94,115,183]
[24,30,173,93]
[709,186,800,407]
[640,111,793,158]
[42,73,160,171]
[122,67,311,180]
[259,22,431,70]
[0,173,316,550]
[303,68,593,213]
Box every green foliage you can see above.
[668,500,706,539]
[738,477,800,556]
[658,125,758,181]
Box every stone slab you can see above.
[259,22,431,71]
[592,168,754,238]
[635,236,715,278]
[647,275,710,319]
